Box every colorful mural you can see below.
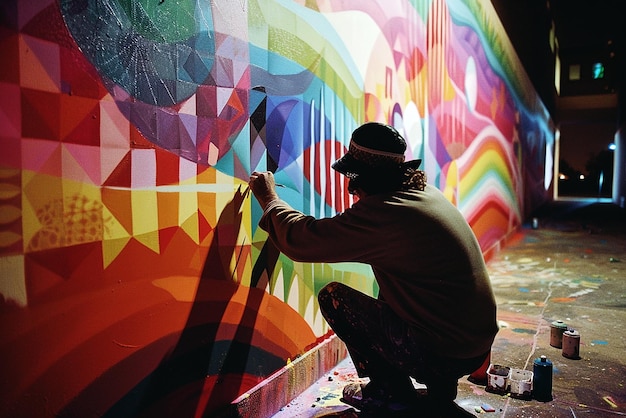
[0,0,553,416]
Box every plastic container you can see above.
[509,369,533,399]
[532,355,553,401]
[486,364,510,393]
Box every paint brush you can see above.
[249,174,285,188]
[242,183,285,198]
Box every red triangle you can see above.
[158,226,178,251]
[60,47,108,100]
[25,258,65,301]
[155,147,181,185]
[130,123,154,149]
[21,89,61,140]
[0,30,19,83]
[103,151,132,188]
[61,95,100,146]
[27,243,103,286]
[67,242,104,282]
[198,210,213,243]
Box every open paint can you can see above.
[486,364,510,393]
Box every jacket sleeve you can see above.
[258,199,377,263]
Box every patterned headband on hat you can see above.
[348,140,406,167]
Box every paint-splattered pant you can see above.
[318,282,488,400]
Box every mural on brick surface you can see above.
[0,0,553,415]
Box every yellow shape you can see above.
[414,67,428,115]
[180,212,200,244]
[442,66,456,101]
[134,230,160,254]
[60,180,104,246]
[102,206,131,240]
[21,171,58,250]
[0,254,27,307]
[132,190,158,235]
[178,190,198,230]
[103,236,131,268]
[443,160,458,204]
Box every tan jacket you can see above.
[259,184,498,358]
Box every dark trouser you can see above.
[318,282,488,401]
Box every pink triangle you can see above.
[100,101,131,182]
[22,138,61,175]
[393,50,404,70]
[63,143,101,184]
[20,35,60,93]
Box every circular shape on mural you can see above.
[464,56,477,113]
[60,0,252,170]
[60,0,215,106]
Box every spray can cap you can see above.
[535,355,552,365]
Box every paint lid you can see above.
[564,329,580,337]
[534,355,552,366]
[551,320,567,329]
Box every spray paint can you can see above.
[550,320,568,348]
[562,329,581,359]
[532,217,539,229]
[532,355,553,402]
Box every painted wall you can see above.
[0,0,553,416]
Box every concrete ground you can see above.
[272,200,626,417]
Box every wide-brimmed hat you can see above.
[332,122,422,178]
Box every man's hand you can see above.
[249,171,280,209]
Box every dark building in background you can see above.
[491,0,625,203]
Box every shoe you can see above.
[341,383,384,411]
[340,382,419,413]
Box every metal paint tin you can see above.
[532,355,553,402]
[562,329,581,359]
[550,320,568,348]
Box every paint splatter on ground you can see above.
[272,357,365,417]
[272,201,626,418]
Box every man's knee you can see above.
[317,282,341,305]
[319,281,341,296]
[318,281,341,311]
